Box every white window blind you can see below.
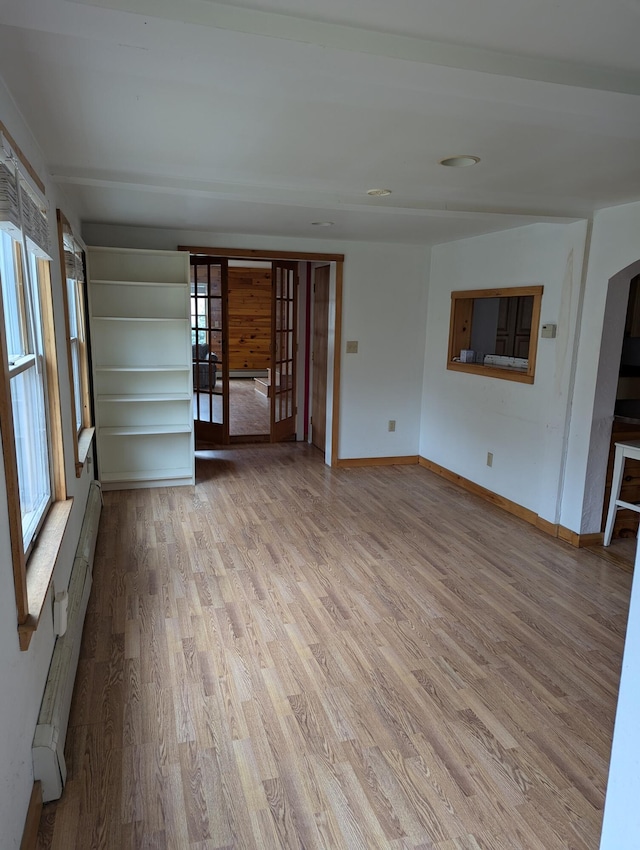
[0,134,51,260]
[0,133,53,551]
[64,244,84,283]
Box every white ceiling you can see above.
[1,0,639,245]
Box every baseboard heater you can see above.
[32,480,103,802]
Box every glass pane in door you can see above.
[191,259,227,443]
[271,261,297,441]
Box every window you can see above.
[447,286,543,384]
[0,231,51,550]
[0,123,71,650]
[69,273,83,431]
[57,210,94,474]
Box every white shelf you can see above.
[97,392,191,403]
[100,467,193,483]
[92,316,189,323]
[95,366,189,373]
[88,247,194,490]
[100,424,191,436]
[92,279,186,288]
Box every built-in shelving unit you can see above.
[87,247,194,490]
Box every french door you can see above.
[190,254,298,445]
[271,260,298,442]
[190,257,228,444]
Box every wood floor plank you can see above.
[39,443,633,849]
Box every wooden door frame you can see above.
[179,246,344,466]
[310,263,330,456]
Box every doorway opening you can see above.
[228,260,272,440]
[583,259,640,548]
[183,246,344,463]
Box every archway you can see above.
[582,259,640,534]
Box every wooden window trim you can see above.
[39,259,67,501]
[447,285,543,385]
[0,137,72,650]
[19,500,73,648]
[56,210,94,476]
[0,259,72,650]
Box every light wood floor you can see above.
[193,380,270,438]
[38,444,633,849]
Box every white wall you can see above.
[599,543,640,849]
[0,83,94,849]
[16,138,640,850]
[338,242,429,458]
[419,221,588,523]
[563,201,640,533]
[83,223,431,461]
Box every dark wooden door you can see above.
[495,295,533,358]
[311,265,329,454]
[514,295,534,358]
[191,257,228,444]
[271,260,298,442]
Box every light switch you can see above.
[346,340,358,354]
[541,323,557,339]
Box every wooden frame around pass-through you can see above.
[179,246,345,466]
[447,285,543,384]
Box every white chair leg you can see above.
[604,446,625,546]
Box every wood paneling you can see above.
[228,268,272,371]
[39,444,632,849]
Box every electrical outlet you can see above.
[388,420,396,432]
[487,451,493,467]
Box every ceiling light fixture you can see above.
[366,188,392,196]
[311,221,334,227]
[439,155,481,168]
